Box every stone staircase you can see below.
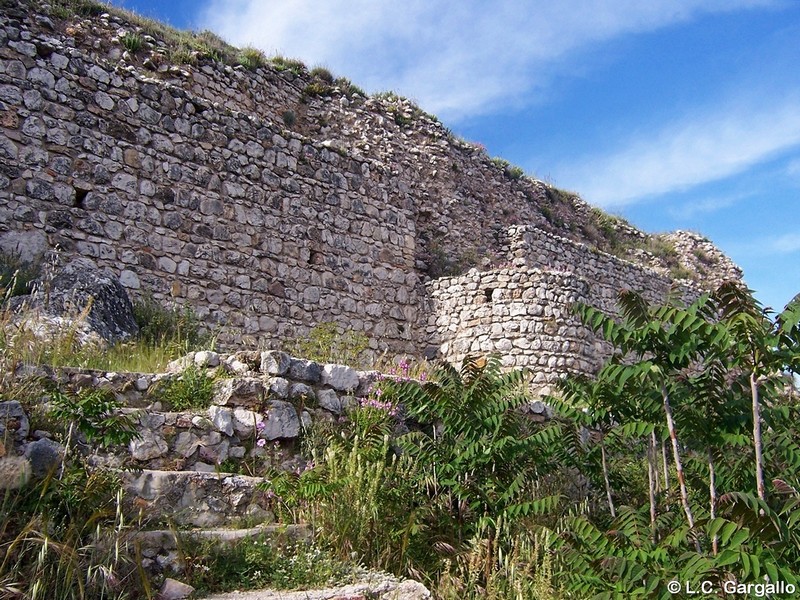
[7,350,378,577]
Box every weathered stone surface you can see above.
[159,578,195,600]
[122,469,268,527]
[232,408,263,437]
[260,351,290,375]
[316,388,342,414]
[289,382,315,401]
[288,359,322,384]
[173,431,201,458]
[201,573,430,600]
[0,401,29,443]
[12,258,138,344]
[24,438,63,478]
[213,378,265,407]
[261,401,300,440]
[321,363,360,392]
[194,350,220,368]
[208,406,234,436]
[267,377,289,399]
[130,429,169,461]
[0,4,742,389]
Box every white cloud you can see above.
[770,233,800,254]
[556,95,800,208]
[197,0,775,121]
[667,195,740,220]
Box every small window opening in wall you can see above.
[74,188,89,209]
[396,323,405,335]
[308,250,317,265]
[484,288,495,302]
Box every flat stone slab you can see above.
[202,573,430,600]
[122,469,271,528]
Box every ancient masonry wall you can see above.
[0,6,742,377]
[0,14,421,352]
[426,227,699,392]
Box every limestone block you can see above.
[130,429,168,461]
[261,401,300,440]
[288,358,322,383]
[316,388,342,414]
[208,406,234,436]
[260,350,290,375]
[321,363,360,392]
[213,378,265,407]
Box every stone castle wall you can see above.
[426,227,700,392]
[0,4,743,377]
[0,9,422,352]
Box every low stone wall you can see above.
[7,350,384,527]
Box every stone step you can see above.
[122,469,273,528]
[133,523,312,575]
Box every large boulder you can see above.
[10,258,138,344]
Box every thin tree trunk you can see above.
[600,435,616,518]
[750,372,766,502]
[708,447,718,555]
[648,430,658,541]
[661,440,670,493]
[661,385,700,551]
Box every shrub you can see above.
[153,364,215,411]
[281,110,296,127]
[49,386,138,448]
[271,55,306,75]
[283,322,369,368]
[303,81,333,97]
[238,46,266,71]
[310,66,335,84]
[119,32,143,54]
[0,251,40,299]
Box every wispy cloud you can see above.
[197,0,775,121]
[770,233,800,254]
[557,94,800,208]
[667,195,740,220]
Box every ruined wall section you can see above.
[509,226,698,314]
[0,13,422,352]
[426,226,701,391]
[426,268,598,394]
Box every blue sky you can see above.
[108,0,800,313]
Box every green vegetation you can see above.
[237,46,267,71]
[49,386,138,448]
[271,55,306,76]
[0,258,211,374]
[0,389,143,598]
[0,252,40,299]
[152,364,215,411]
[309,66,335,84]
[283,322,370,368]
[490,157,525,180]
[119,31,143,54]
[302,81,334,98]
[183,536,356,594]
[281,109,297,127]
[254,284,800,598]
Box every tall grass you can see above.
[0,271,212,376]
[0,460,143,599]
